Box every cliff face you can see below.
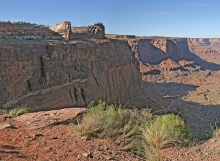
[129,38,220,71]
[188,38,220,65]
[0,38,142,111]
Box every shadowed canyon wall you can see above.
[127,37,220,139]
[128,38,220,71]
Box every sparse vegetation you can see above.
[7,104,29,117]
[213,126,220,139]
[72,101,191,160]
[72,101,151,139]
[154,114,191,143]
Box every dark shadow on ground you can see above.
[143,81,220,140]
[144,81,199,98]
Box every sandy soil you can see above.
[0,116,139,161]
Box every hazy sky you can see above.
[0,0,220,38]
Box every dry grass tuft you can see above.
[213,127,220,139]
[141,122,175,150]
[8,104,29,117]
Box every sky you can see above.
[0,0,220,38]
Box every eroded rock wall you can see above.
[129,38,220,70]
[0,40,142,111]
[188,38,220,65]
[130,38,191,64]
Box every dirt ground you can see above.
[1,115,220,161]
[161,138,220,161]
[0,116,140,161]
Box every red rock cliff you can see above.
[0,26,142,111]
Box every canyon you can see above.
[0,21,220,140]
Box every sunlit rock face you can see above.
[50,21,72,40]
[72,22,105,40]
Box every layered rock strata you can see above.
[0,28,142,111]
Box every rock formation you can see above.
[50,21,72,40]
[128,38,220,71]
[72,23,105,40]
[0,22,142,111]
[90,23,105,39]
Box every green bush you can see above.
[154,114,191,142]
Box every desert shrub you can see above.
[141,121,175,150]
[140,114,191,160]
[153,114,191,143]
[213,125,220,139]
[72,101,152,150]
[8,104,29,117]
[72,102,191,160]
[72,101,106,137]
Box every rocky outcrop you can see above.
[13,108,88,129]
[178,60,194,67]
[72,23,105,40]
[0,38,142,111]
[151,38,167,53]
[158,58,181,71]
[50,21,72,40]
[90,23,105,39]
